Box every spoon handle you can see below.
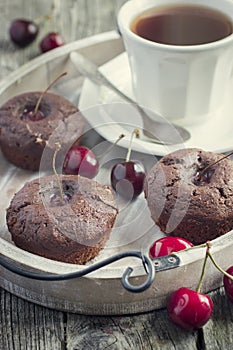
[70,51,190,144]
[70,52,135,104]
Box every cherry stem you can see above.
[177,241,233,282]
[34,4,55,25]
[196,241,211,293]
[198,151,233,179]
[97,134,125,159]
[34,14,51,25]
[182,243,206,253]
[207,249,233,281]
[125,129,140,162]
[33,72,67,117]
[53,142,63,204]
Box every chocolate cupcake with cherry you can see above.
[6,174,118,264]
[145,148,233,245]
[0,80,83,171]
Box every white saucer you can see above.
[79,52,233,156]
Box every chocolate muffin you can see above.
[7,174,118,264]
[145,148,233,245]
[0,91,83,171]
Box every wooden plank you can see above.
[0,0,126,79]
[0,288,65,350]
[2,285,233,350]
[66,310,198,350]
[202,287,233,350]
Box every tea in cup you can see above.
[118,0,233,125]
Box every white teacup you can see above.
[118,0,233,126]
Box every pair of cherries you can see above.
[149,236,233,332]
[9,18,64,52]
[63,130,146,200]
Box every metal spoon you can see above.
[70,51,191,145]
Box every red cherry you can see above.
[40,32,65,53]
[167,287,213,331]
[111,160,146,200]
[193,168,215,186]
[223,266,233,303]
[110,129,145,200]
[9,19,39,47]
[62,146,99,179]
[149,236,193,258]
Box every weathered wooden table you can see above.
[0,1,233,349]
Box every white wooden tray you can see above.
[0,31,233,315]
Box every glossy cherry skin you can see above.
[62,146,99,179]
[167,287,213,331]
[193,168,215,186]
[40,32,65,53]
[223,266,233,303]
[149,236,193,258]
[111,160,146,200]
[9,19,39,47]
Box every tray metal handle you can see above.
[0,251,180,293]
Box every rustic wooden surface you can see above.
[0,1,233,349]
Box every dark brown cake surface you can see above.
[0,91,82,171]
[145,148,233,245]
[7,174,118,264]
